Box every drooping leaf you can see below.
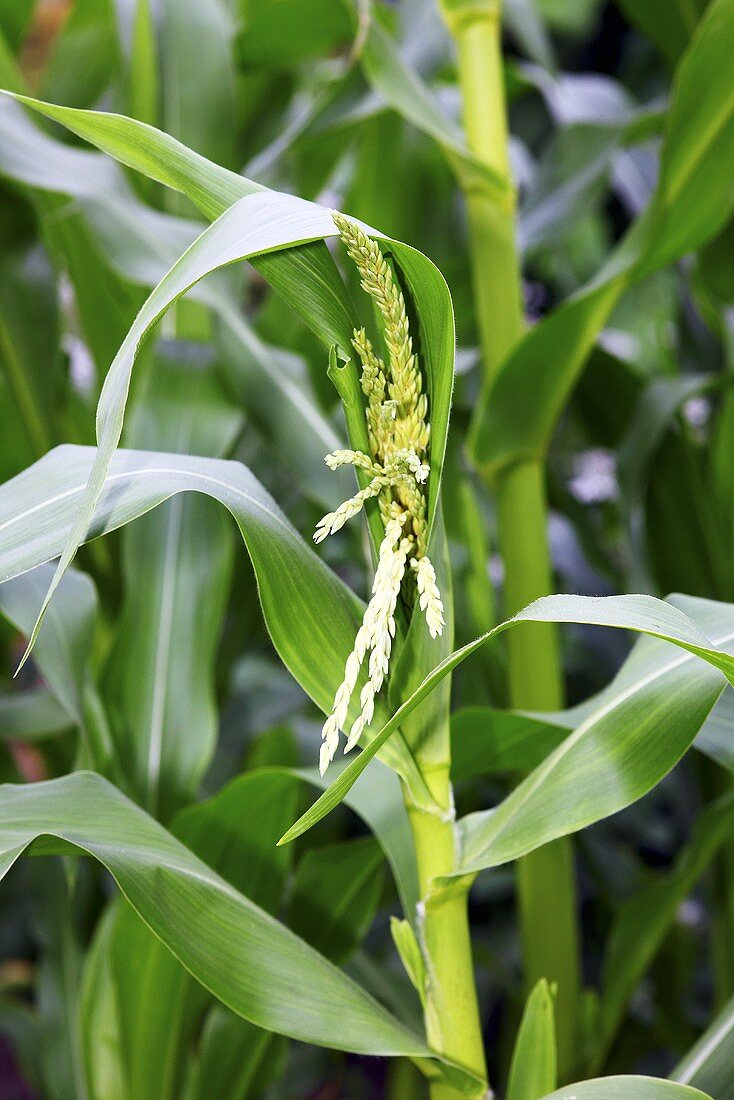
[81,768,299,1100]
[282,594,734,845]
[0,771,441,1063]
[0,445,434,806]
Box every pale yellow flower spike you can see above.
[319,517,408,775]
[315,213,445,773]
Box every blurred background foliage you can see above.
[0,0,733,1096]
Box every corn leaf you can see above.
[507,980,557,1100]
[0,445,433,806]
[104,350,238,819]
[282,594,734,845]
[539,1079,710,1100]
[673,994,734,1099]
[0,771,439,1064]
[595,792,734,1069]
[470,0,734,477]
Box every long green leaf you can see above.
[81,769,299,1100]
[0,90,356,357]
[0,97,350,511]
[105,350,238,818]
[507,980,557,1100]
[596,793,734,1067]
[282,594,734,845]
[0,445,432,805]
[0,771,430,1060]
[470,0,734,476]
[673,994,734,1098]
[539,1079,710,1100]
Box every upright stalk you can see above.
[406,764,488,1099]
[440,0,581,1075]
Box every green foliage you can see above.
[0,1,732,1097]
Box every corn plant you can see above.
[0,1,734,1098]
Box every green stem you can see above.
[406,765,488,1099]
[441,0,581,1076]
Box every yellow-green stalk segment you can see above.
[439,0,581,1077]
[314,216,487,1097]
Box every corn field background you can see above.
[0,0,734,1098]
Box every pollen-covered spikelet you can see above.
[314,213,445,773]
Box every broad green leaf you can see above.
[0,99,457,739]
[288,836,384,964]
[596,793,734,1067]
[105,350,238,818]
[82,770,299,1100]
[539,1078,710,1100]
[470,0,734,476]
[507,980,556,1100]
[450,707,566,781]
[0,688,71,742]
[673,994,734,1098]
[359,18,510,205]
[0,96,348,510]
[185,1006,277,1100]
[23,191,344,661]
[0,445,433,806]
[282,593,734,844]
[0,95,453,516]
[694,688,734,774]
[0,175,452,679]
[1,771,428,1058]
[1,91,356,359]
[457,596,734,877]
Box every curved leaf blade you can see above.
[0,445,432,804]
[281,594,734,845]
[0,771,428,1059]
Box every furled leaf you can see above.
[507,980,557,1100]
